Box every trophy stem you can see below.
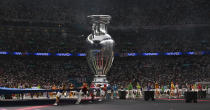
[92,23,107,36]
[92,75,108,85]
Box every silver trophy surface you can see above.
[86,15,114,85]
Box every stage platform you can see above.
[0,97,101,106]
[1,98,210,110]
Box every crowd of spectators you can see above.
[0,0,209,26]
[113,28,210,53]
[0,29,85,53]
[108,56,210,86]
[0,0,209,53]
[0,57,92,89]
[0,56,210,89]
[0,27,209,53]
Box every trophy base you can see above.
[92,75,108,86]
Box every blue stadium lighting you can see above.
[0,51,210,57]
[77,53,86,56]
[24,52,30,55]
[0,51,8,55]
[201,51,205,55]
[114,53,119,56]
[194,51,205,55]
[164,52,182,55]
[142,53,159,56]
[93,50,100,52]
[56,53,72,56]
[186,52,195,55]
[34,53,51,56]
[127,53,138,56]
[13,52,22,55]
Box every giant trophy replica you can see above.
[86,15,115,85]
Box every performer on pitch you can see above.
[99,84,106,101]
[136,82,142,97]
[82,83,88,99]
[75,89,83,104]
[90,83,95,102]
[127,82,134,99]
[175,82,179,98]
[112,83,118,99]
[170,82,175,97]
[69,83,74,98]
[106,84,112,100]
[54,90,62,106]
[194,83,197,92]
[155,81,160,98]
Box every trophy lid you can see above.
[87,15,111,24]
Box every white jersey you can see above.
[101,90,105,96]
[176,85,179,89]
[93,90,97,96]
[75,90,83,104]
[107,90,112,93]
[56,92,62,98]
